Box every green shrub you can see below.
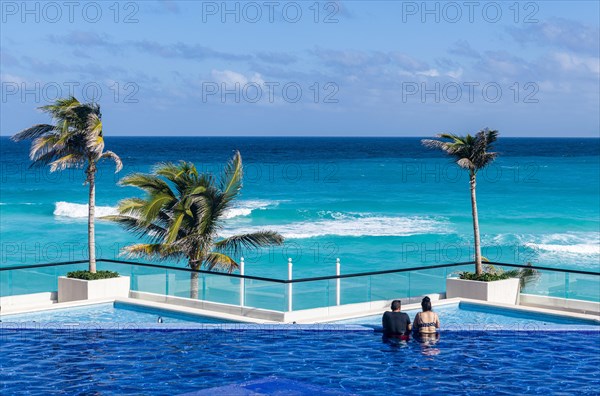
[66,270,120,280]
[458,271,514,281]
[458,263,539,286]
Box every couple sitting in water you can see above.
[381,297,439,340]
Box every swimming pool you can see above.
[0,302,230,324]
[332,302,600,330]
[3,301,598,330]
[0,328,598,395]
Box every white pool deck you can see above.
[1,290,599,326]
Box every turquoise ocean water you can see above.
[1,137,598,301]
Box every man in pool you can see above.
[382,300,412,340]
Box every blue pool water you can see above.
[0,302,230,324]
[333,302,600,329]
[0,329,598,395]
[3,301,598,330]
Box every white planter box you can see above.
[446,277,521,305]
[58,276,130,303]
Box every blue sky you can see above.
[1,0,599,136]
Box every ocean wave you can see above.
[53,199,278,220]
[525,243,600,255]
[54,201,118,218]
[488,232,600,266]
[489,232,599,246]
[523,232,600,257]
[316,210,351,220]
[222,215,451,239]
[222,200,278,219]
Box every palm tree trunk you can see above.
[190,262,199,299]
[470,171,482,275]
[88,167,96,273]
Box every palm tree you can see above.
[422,129,498,275]
[12,97,122,273]
[104,152,284,299]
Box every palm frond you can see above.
[85,112,105,157]
[171,234,211,256]
[166,211,186,244]
[40,97,81,119]
[214,231,284,258]
[119,173,175,196]
[140,192,176,224]
[100,150,123,172]
[423,130,499,173]
[421,138,446,150]
[29,134,62,160]
[204,252,238,272]
[456,158,474,170]
[471,129,498,169]
[116,198,146,214]
[219,151,243,204]
[121,243,185,261]
[28,138,80,168]
[155,161,201,196]
[11,124,56,141]
[50,153,86,172]
[101,214,169,243]
[155,162,186,181]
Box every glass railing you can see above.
[1,259,598,312]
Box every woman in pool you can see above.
[413,296,440,337]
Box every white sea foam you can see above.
[524,232,600,257]
[222,215,450,239]
[527,243,600,255]
[488,232,600,267]
[316,210,350,220]
[222,200,278,219]
[54,201,118,218]
[53,199,278,220]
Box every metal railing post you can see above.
[287,258,293,312]
[240,257,245,307]
[165,269,169,295]
[336,258,341,306]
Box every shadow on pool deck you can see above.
[179,376,353,395]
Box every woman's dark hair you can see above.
[421,296,432,312]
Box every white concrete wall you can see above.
[0,291,57,312]
[129,291,449,324]
[129,291,284,322]
[446,278,520,304]
[520,294,600,315]
[58,276,130,303]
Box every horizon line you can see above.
[2,134,599,139]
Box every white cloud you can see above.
[0,73,27,85]
[210,70,265,86]
[551,52,600,75]
[446,68,464,79]
[416,69,440,77]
